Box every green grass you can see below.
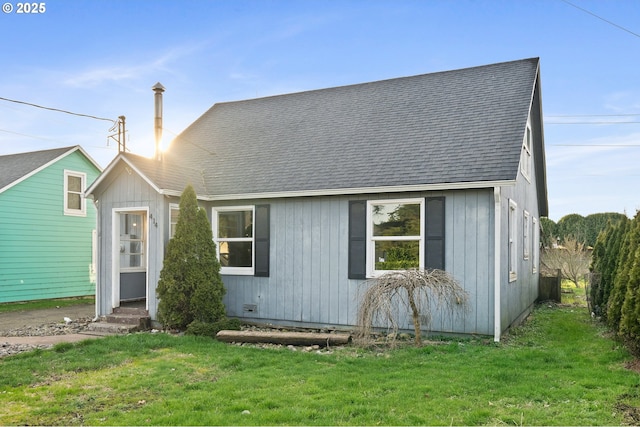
[561,279,587,306]
[1,305,639,425]
[0,296,94,314]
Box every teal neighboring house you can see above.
[0,146,102,303]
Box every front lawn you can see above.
[1,305,639,425]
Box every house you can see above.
[0,146,102,303]
[87,57,547,341]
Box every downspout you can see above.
[91,197,100,322]
[493,186,502,342]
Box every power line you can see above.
[0,96,115,123]
[560,0,640,39]
[0,128,61,142]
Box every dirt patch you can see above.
[615,402,640,426]
[625,359,640,374]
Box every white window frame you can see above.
[521,123,532,182]
[532,217,539,273]
[523,210,530,260]
[63,170,86,216]
[169,203,180,238]
[508,199,518,282]
[118,212,147,272]
[212,206,255,276]
[366,198,425,278]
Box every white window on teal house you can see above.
[509,199,518,282]
[366,198,424,277]
[212,206,255,275]
[64,170,86,216]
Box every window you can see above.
[523,210,530,260]
[532,217,539,273]
[521,125,532,181]
[213,206,254,275]
[64,170,86,216]
[366,199,424,277]
[508,199,517,282]
[169,204,180,238]
[119,213,145,271]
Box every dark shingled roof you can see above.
[0,146,76,192]
[119,58,543,198]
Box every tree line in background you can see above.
[539,212,627,288]
[540,212,628,249]
[589,212,640,354]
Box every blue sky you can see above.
[0,0,638,221]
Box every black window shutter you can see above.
[254,204,270,277]
[348,200,367,279]
[425,197,445,270]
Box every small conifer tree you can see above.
[157,184,226,329]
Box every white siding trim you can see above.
[494,187,502,342]
[508,199,518,283]
[197,180,517,202]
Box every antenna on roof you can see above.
[152,82,165,161]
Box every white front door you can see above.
[112,209,148,308]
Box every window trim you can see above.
[63,170,86,216]
[532,217,539,273]
[118,212,147,272]
[169,203,180,239]
[366,198,425,278]
[521,123,532,182]
[523,210,530,260]
[212,205,255,276]
[508,199,518,282]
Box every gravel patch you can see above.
[0,318,92,358]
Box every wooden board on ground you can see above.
[216,330,352,347]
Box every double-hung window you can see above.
[212,206,254,275]
[367,198,424,277]
[169,204,180,238]
[64,170,86,216]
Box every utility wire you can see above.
[0,96,115,123]
[560,0,640,39]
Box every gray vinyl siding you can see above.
[220,189,495,336]
[499,141,541,333]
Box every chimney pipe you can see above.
[152,82,165,161]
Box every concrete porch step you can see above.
[88,305,151,334]
[87,321,141,334]
[105,312,151,326]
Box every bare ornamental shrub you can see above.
[356,269,469,346]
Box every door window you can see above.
[120,213,145,270]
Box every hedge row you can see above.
[590,212,640,353]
